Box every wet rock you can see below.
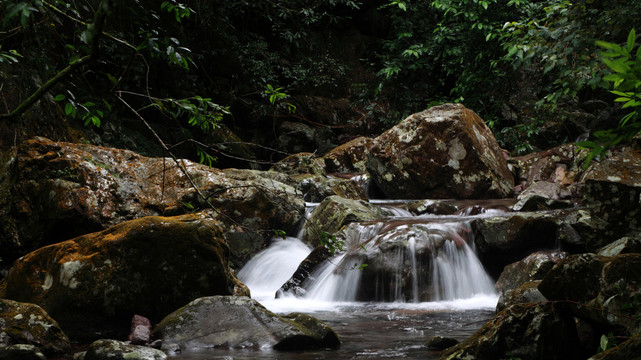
[440,303,584,360]
[580,151,641,250]
[597,235,641,257]
[277,246,332,298]
[79,339,166,360]
[472,213,561,278]
[0,214,248,341]
[588,334,641,360]
[495,250,567,293]
[496,281,547,312]
[426,335,459,350]
[302,195,391,246]
[366,103,513,199]
[154,296,340,351]
[127,315,152,345]
[0,137,304,267]
[0,299,70,356]
[0,344,46,360]
[512,181,575,211]
[323,136,374,174]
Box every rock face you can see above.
[366,103,513,199]
[0,299,70,356]
[154,296,340,351]
[0,214,248,341]
[440,303,584,360]
[580,151,641,250]
[0,137,304,267]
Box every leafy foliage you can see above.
[578,28,641,167]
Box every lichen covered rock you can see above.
[366,103,513,199]
[323,136,374,174]
[154,296,339,351]
[0,214,248,341]
[0,299,70,356]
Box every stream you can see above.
[168,201,504,359]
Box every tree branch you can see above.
[0,0,112,121]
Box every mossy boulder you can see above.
[496,281,546,312]
[296,174,367,202]
[366,103,513,199]
[154,296,339,351]
[301,195,390,246]
[0,344,46,360]
[0,299,70,356]
[0,137,304,268]
[0,214,248,341]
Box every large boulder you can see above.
[366,103,514,199]
[0,344,46,360]
[0,299,70,356]
[539,253,641,335]
[472,212,563,278]
[153,296,340,351]
[0,214,248,341]
[440,303,585,360]
[496,281,546,312]
[579,151,641,250]
[0,137,304,267]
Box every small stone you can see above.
[426,335,458,350]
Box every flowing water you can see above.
[169,202,504,359]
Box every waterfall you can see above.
[299,219,496,303]
[237,236,312,301]
[238,203,497,305]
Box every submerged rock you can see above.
[154,296,340,351]
[0,299,70,356]
[0,214,247,341]
[78,339,166,360]
[366,103,513,199]
[0,137,304,267]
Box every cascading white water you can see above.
[298,219,496,303]
[237,236,312,301]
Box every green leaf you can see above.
[54,94,66,101]
[596,40,623,53]
[627,28,636,53]
[65,103,75,116]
